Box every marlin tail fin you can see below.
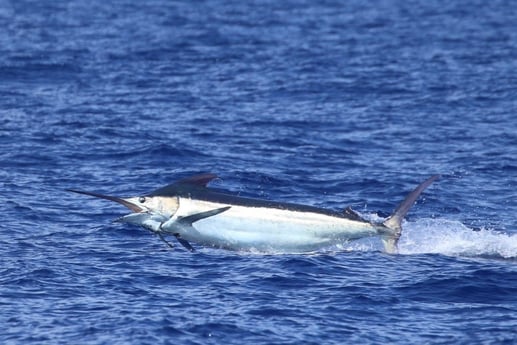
[381,175,440,254]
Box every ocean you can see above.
[1,0,516,344]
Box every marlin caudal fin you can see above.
[381,175,440,254]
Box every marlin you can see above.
[68,174,439,254]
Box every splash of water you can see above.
[342,214,517,259]
[398,218,517,259]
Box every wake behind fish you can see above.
[341,213,517,259]
[398,218,517,259]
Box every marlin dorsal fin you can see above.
[343,207,366,222]
[176,173,218,187]
[148,173,219,197]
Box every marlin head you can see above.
[68,173,220,218]
[68,173,218,215]
[67,188,185,249]
[67,189,179,216]
[67,174,225,251]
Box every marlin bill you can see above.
[68,174,439,253]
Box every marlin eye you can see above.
[138,196,146,203]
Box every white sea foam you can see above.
[343,215,517,259]
[398,218,517,259]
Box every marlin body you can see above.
[69,174,439,254]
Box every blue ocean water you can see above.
[1,0,517,343]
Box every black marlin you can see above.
[68,174,439,253]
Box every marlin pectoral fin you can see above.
[178,206,231,224]
[163,206,230,252]
[158,232,175,249]
[174,234,195,252]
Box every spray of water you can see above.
[398,218,517,259]
[344,215,517,259]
